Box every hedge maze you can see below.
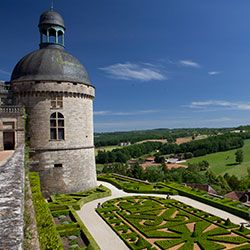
[97,196,250,250]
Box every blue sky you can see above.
[1,1,250,132]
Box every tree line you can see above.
[96,133,247,164]
[98,161,250,194]
[96,141,162,164]
[159,133,245,158]
[94,127,233,147]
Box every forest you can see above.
[96,133,248,164]
[94,127,235,147]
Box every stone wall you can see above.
[13,80,97,195]
[0,107,25,151]
[0,146,25,250]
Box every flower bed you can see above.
[97,196,250,250]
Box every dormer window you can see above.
[51,96,63,109]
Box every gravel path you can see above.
[77,181,249,250]
[0,150,14,167]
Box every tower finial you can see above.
[51,0,54,11]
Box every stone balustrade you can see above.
[0,106,24,114]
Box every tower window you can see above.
[54,164,63,168]
[50,112,65,140]
[51,96,63,109]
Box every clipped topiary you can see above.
[225,218,231,226]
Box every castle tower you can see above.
[11,10,97,196]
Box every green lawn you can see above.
[187,139,250,178]
[95,145,122,156]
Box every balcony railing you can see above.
[0,106,24,114]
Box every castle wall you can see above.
[0,146,25,250]
[0,107,25,151]
[12,81,96,195]
[34,148,96,196]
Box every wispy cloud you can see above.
[0,68,11,76]
[94,109,159,116]
[208,71,221,76]
[179,60,201,68]
[93,111,110,116]
[187,100,250,111]
[99,62,166,81]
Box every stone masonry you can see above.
[0,146,25,250]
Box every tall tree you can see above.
[235,149,243,164]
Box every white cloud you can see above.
[187,100,250,111]
[179,60,201,68]
[94,109,159,116]
[208,71,221,76]
[99,62,166,81]
[0,68,11,76]
[93,111,110,116]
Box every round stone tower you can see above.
[11,9,97,196]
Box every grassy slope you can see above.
[95,145,122,156]
[187,139,250,178]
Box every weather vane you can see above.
[51,0,54,11]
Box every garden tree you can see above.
[182,169,207,184]
[216,175,231,192]
[238,168,250,190]
[128,163,143,179]
[154,154,165,163]
[114,151,129,163]
[235,149,243,164]
[201,160,209,170]
[184,152,193,159]
[143,166,165,182]
[188,161,209,172]
[96,151,109,164]
[102,163,128,175]
[205,170,218,185]
[224,174,241,190]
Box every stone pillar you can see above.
[0,131,3,151]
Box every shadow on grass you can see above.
[226,163,238,167]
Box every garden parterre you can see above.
[97,196,250,250]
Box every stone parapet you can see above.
[12,81,95,98]
[0,106,24,114]
[0,146,25,250]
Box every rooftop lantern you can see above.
[38,8,65,49]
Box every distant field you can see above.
[187,139,250,178]
[175,134,208,145]
[95,145,121,156]
[136,139,168,144]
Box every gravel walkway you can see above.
[0,150,14,167]
[77,181,249,250]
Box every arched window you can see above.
[50,112,65,140]
[58,30,64,46]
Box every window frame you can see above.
[51,96,63,109]
[50,112,65,141]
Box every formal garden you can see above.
[29,172,111,250]
[97,196,250,250]
[98,174,250,220]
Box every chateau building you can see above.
[0,9,97,196]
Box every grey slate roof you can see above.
[39,10,65,28]
[11,46,92,85]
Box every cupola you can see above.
[39,9,65,49]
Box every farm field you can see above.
[97,196,250,250]
[95,145,122,156]
[187,139,250,178]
